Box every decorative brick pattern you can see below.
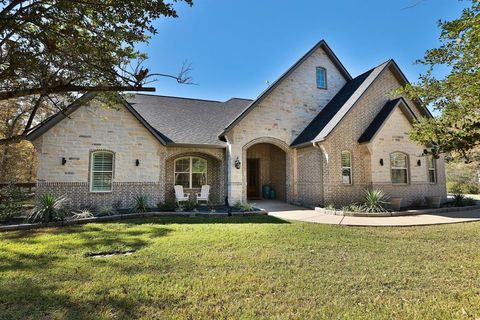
[295,146,323,206]
[164,151,225,204]
[36,182,162,209]
[226,46,348,203]
[319,67,447,206]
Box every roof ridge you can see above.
[226,97,254,101]
[132,92,222,103]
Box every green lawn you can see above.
[1,216,480,319]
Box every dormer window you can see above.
[316,67,327,89]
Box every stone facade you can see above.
[226,46,348,203]
[33,101,226,209]
[31,43,447,210]
[318,66,446,206]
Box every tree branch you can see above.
[0,85,156,101]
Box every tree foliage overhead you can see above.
[0,0,193,144]
[399,0,479,159]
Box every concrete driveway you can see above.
[255,200,480,227]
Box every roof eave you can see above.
[219,39,351,138]
[26,92,99,142]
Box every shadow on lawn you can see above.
[0,224,172,273]
[0,278,183,320]
[122,214,290,225]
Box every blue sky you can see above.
[137,0,467,101]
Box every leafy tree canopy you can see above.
[0,0,193,144]
[398,0,479,160]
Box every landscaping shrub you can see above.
[361,189,390,213]
[0,184,27,222]
[132,194,149,213]
[451,193,476,207]
[97,205,116,217]
[446,161,479,194]
[72,209,94,220]
[340,204,363,212]
[26,194,68,223]
[157,200,177,212]
[325,203,336,210]
[180,200,197,211]
[447,181,479,194]
[233,201,256,211]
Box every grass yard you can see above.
[1,216,480,319]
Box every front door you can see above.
[247,159,260,199]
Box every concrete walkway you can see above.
[255,200,480,227]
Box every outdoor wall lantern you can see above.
[379,158,384,166]
[61,157,67,165]
[135,159,140,167]
[417,159,422,166]
[234,157,241,169]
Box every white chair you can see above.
[196,185,210,204]
[174,185,189,205]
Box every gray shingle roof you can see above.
[126,94,252,146]
[290,66,377,147]
[358,97,418,143]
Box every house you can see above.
[27,40,446,209]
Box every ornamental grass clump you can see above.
[361,189,390,213]
[132,195,149,213]
[26,194,68,223]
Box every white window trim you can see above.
[390,152,409,184]
[341,151,352,185]
[316,66,327,89]
[427,156,437,184]
[174,157,207,189]
[90,151,114,193]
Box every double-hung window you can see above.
[390,152,409,184]
[174,157,207,188]
[427,155,436,183]
[90,151,114,192]
[341,151,352,185]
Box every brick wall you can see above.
[33,100,227,209]
[226,46,348,203]
[320,66,447,206]
[295,146,323,206]
[164,150,225,204]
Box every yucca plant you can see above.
[26,194,68,223]
[361,189,390,213]
[72,209,94,220]
[132,194,149,213]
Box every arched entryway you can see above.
[245,142,287,201]
[165,152,224,204]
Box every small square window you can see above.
[316,67,327,89]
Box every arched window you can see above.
[341,151,352,185]
[90,151,114,192]
[174,157,207,189]
[390,152,409,184]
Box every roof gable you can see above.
[291,59,431,147]
[27,93,252,147]
[358,97,418,144]
[219,40,352,140]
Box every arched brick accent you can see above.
[241,137,292,202]
[165,151,224,204]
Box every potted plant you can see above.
[425,196,441,208]
[389,197,402,211]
